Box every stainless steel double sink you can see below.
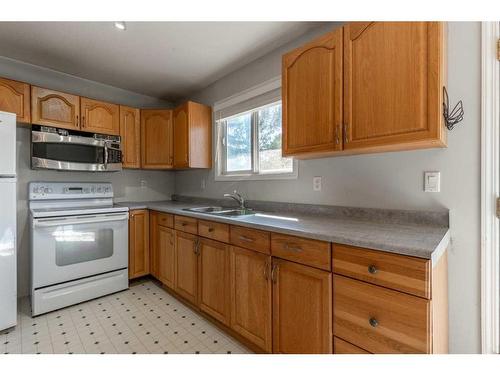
[183,206,255,217]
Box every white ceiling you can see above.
[0,22,323,101]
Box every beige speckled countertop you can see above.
[116,200,449,263]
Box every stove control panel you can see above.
[29,182,114,200]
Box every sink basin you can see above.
[183,206,224,213]
[183,206,255,217]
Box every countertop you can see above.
[116,200,450,263]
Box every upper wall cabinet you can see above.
[119,105,141,169]
[80,97,120,135]
[282,28,343,157]
[173,101,212,169]
[141,109,173,169]
[343,22,446,151]
[0,77,31,124]
[282,22,447,159]
[31,86,80,131]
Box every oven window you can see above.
[54,227,113,266]
[33,143,104,164]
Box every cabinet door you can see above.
[173,103,189,168]
[141,109,173,169]
[343,22,446,150]
[81,97,119,135]
[282,28,343,156]
[272,258,332,353]
[120,105,141,168]
[230,246,272,352]
[129,210,150,279]
[31,86,80,130]
[198,238,230,324]
[158,226,175,289]
[0,77,30,123]
[174,231,198,304]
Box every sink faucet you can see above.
[224,190,246,209]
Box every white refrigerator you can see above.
[0,111,17,331]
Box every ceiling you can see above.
[0,22,323,101]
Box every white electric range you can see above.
[29,182,129,316]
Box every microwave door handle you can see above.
[33,213,129,228]
[104,142,109,170]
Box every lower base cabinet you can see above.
[158,226,175,289]
[129,210,150,279]
[272,258,333,354]
[174,231,198,304]
[198,238,230,325]
[229,246,272,353]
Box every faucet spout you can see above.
[223,190,246,209]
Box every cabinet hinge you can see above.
[496,197,500,218]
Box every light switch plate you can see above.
[424,171,440,192]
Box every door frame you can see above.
[481,21,500,354]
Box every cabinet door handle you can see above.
[82,116,86,128]
[208,227,214,233]
[368,265,378,274]
[181,222,187,226]
[271,263,278,284]
[76,115,79,128]
[335,124,340,145]
[343,123,349,144]
[263,260,270,281]
[238,235,254,243]
[369,317,379,328]
[193,239,199,255]
[285,243,302,252]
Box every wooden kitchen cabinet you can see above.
[150,211,175,288]
[31,86,80,130]
[272,258,332,354]
[282,27,343,157]
[174,231,198,304]
[119,105,141,168]
[343,22,446,151]
[129,209,150,279]
[198,238,230,325]
[173,101,212,169]
[0,77,31,123]
[230,246,272,352]
[141,109,173,169]
[80,97,119,135]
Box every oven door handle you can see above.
[33,213,129,228]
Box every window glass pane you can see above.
[258,103,293,173]
[226,113,252,172]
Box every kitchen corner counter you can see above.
[116,200,450,263]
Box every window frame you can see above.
[215,100,298,181]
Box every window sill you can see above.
[215,170,298,182]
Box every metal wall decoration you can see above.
[442,86,464,131]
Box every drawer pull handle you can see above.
[368,265,378,274]
[239,235,254,242]
[208,227,214,233]
[285,243,302,252]
[181,222,187,226]
[369,317,379,328]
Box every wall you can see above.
[0,57,176,297]
[175,22,482,353]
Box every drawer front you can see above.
[334,337,370,354]
[174,215,198,234]
[198,220,230,243]
[334,275,431,354]
[333,244,430,298]
[157,212,174,228]
[271,233,331,271]
[230,226,270,254]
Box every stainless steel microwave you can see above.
[31,125,122,172]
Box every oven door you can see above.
[31,130,121,171]
[31,212,129,289]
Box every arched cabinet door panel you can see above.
[0,77,31,124]
[282,27,343,156]
[119,105,141,168]
[31,86,80,130]
[80,97,119,135]
[343,22,446,150]
[140,109,173,169]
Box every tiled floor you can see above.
[0,279,251,354]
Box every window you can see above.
[216,101,296,180]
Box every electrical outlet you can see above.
[201,178,206,190]
[313,176,322,191]
[140,179,147,188]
